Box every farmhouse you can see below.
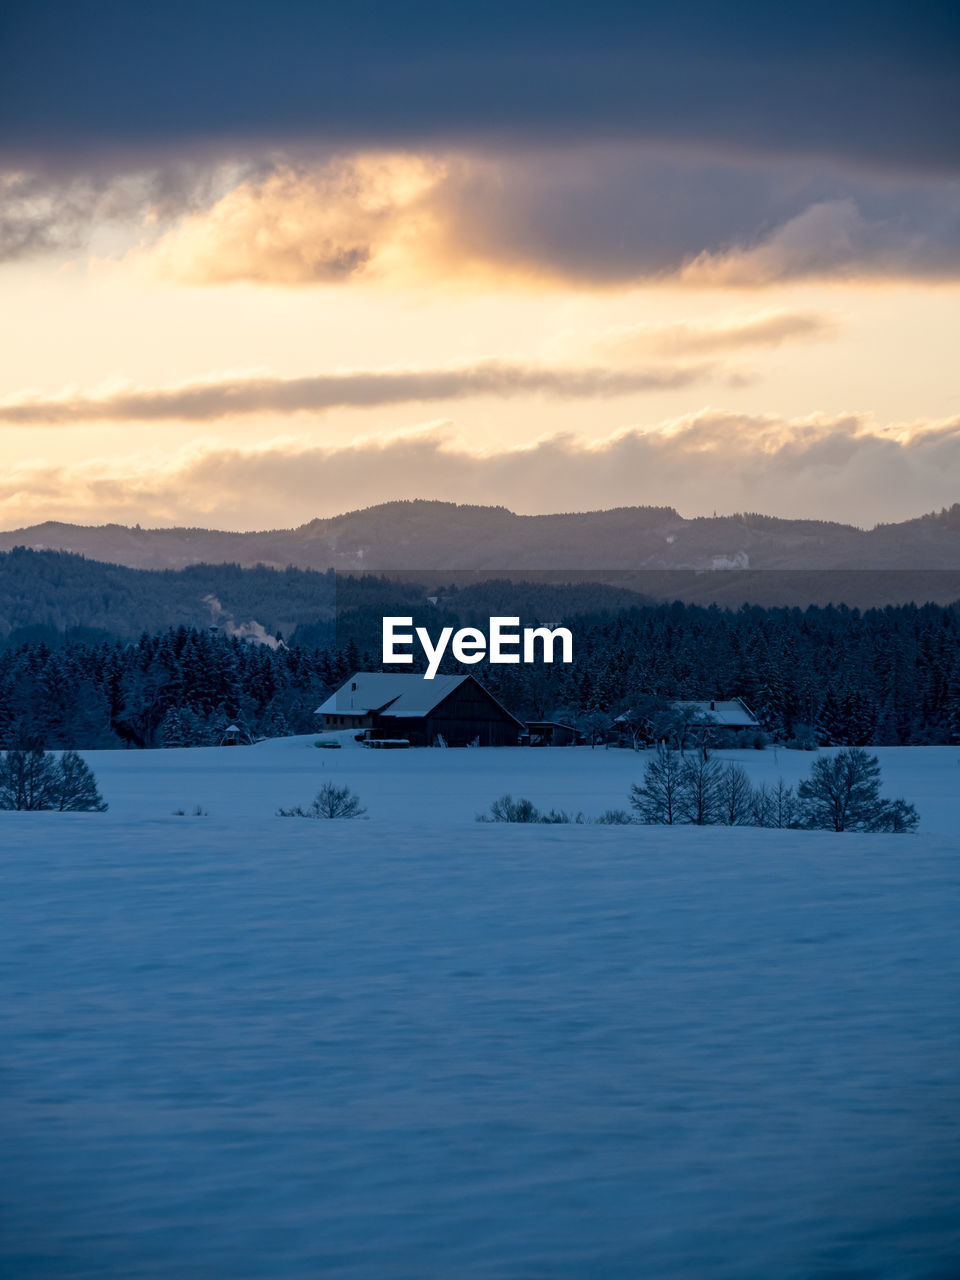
[613,697,761,748]
[316,672,525,747]
[675,699,761,733]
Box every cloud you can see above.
[682,201,875,285]
[680,197,960,285]
[2,412,958,531]
[131,152,960,288]
[6,146,960,286]
[140,156,449,285]
[0,360,721,425]
[0,164,244,264]
[2,2,958,175]
[582,311,838,360]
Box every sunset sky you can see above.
[1,0,958,529]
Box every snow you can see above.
[316,671,472,718]
[2,739,960,1277]
[55,735,960,833]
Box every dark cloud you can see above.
[1,1,958,173]
[0,360,721,424]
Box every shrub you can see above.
[540,808,584,824]
[786,724,819,751]
[478,795,584,824]
[596,808,634,825]
[278,782,366,819]
[481,794,543,823]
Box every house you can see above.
[613,698,761,748]
[525,720,582,747]
[316,672,525,747]
[674,699,760,730]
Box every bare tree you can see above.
[798,748,906,832]
[53,750,108,812]
[750,778,797,829]
[630,746,685,824]
[678,750,724,825]
[868,798,920,833]
[278,782,366,819]
[717,764,754,826]
[0,748,57,810]
[0,748,106,811]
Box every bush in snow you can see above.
[278,782,366,819]
[596,808,634,825]
[540,808,585,824]
[0,748,107,812]
[478,795,584,823]
[480,794,543,823]
[797,748,918,832]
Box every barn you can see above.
[316,672,525,747]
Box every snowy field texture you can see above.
[2,741,960,1278]
[40,733,960,833]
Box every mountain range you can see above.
[3,501,960,573]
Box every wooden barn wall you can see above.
[386,680,521,746]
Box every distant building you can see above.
[612,698,760,748]
[219,723,251,746]
[525,719,582,747]
[673,699,760,732]
[316,672,525,747]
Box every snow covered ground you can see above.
[40,733,960,831]
[2,740,960,1277]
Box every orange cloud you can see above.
[0,359,722,424]
[2,412,957,531]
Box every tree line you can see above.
[0,595,958,750]
[481,748,919,832]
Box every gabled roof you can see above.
[316,672,472,719]
[674,699,760,728]
[613,699,760,728]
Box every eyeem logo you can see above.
[383,616,574,679]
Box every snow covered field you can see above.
[2,740,960,1277]
[37,733,960,832]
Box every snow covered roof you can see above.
[674,699,760,728]
[316,672,471,719]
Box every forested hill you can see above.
[0,549,336,648]
[0,549,657,648]
[4,548,960,650]
[2,501,960,572]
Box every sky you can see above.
[0,0,958,530]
